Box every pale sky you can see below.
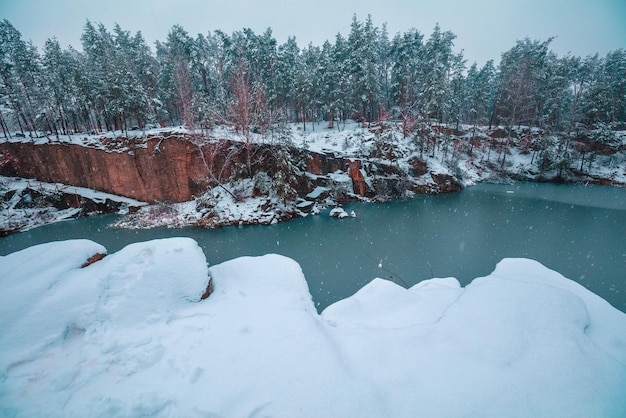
[1,0,625,67]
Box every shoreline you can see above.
[2,123,625,235]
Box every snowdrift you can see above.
[1,238,625,417]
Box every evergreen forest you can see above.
[0,15,625,139]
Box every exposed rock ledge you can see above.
[0,135,460,204]
[4,126,621,232]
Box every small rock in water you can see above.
[329,207,349,219]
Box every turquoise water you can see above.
[2,183,625,312]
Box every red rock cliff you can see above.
[1,136,460,204]
[0,137,212,202]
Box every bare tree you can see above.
[172,58,195,129]
[228,59,270,177]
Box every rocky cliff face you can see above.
[1,138,214,202]
[0,135,459,203]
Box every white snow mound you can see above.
[1,239,625,417]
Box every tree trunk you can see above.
[0,112,10,138]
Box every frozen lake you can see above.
[2,182,625,312]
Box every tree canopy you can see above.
[0,16,624,138]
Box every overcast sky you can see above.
[2,0,625,66]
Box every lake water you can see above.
[1,183,625,313]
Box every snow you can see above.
[329,206,349,218]
[0,176,146,233]
[1,238,625,417]
[290,121,626,192]
[4,122,625,190]
[4,121,624,234]
[1,176,145,206]
[305,185,330,200]
[0,127,191,153]
[110,178,289,229]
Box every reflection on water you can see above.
[1,183,625,313]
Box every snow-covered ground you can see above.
[0,176,146,234]
[1,238,625,417]
[3,122,624,188]
[290,122,626,187]
[109,176,317,229]
[2,122,625,233]
[0,127,190,153]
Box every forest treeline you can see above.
[0,15,625,139]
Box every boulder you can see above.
[431,173,462,193]
[329,207,349,218]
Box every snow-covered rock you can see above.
[305,186,330,201]
[0,176,146,234]
[329,206,349,218]
[1,239,625,417]
[295,199,315,213]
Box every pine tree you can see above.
[462,60,496,151]
[603,49,626,124]
[540,53,574,131]
[81,21,116,131]
[0,17,623,145]
[0,19,44,135]
[298,43,321,131]
[390,29,424,137]
[332,33,351,127]
[275,36,300,121]
[319,40,340,128]
[347,14,384,124]
[156,24,196,128]
[423,24,457,124]
[42,37,74,136]
[493,38,553,129]
[377,23,392,114]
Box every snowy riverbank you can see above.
[1,238,625,417]
[0,176,145,235]
[2,122,625,234]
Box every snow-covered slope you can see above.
[3,123,625,233]
[1,238,625,417]
[0,176,146,234]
